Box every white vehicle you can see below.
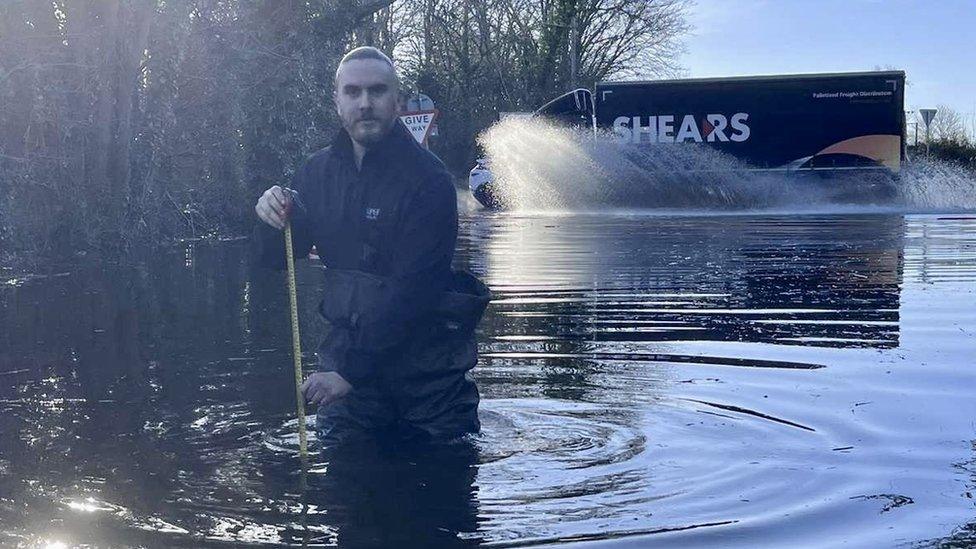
[467,91,594,208]
[468,157,497,208]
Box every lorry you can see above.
[470,70,907,208]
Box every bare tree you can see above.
[0,0,396,256]
[923,105,970,144]
[574,0,690,81]
[385,0,691,170]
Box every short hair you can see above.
[334,46,398,86]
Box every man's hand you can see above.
[301,371,352,407]
[255,185,293,230]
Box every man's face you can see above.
[334,59,400,147]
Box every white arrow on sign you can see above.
[399,109,438,145]
[919,108,937,127]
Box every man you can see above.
[254,47,489,445]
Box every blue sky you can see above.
[682,0,976,131]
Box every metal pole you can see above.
[925,125,931,160]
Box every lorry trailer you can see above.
[471,70,906,208]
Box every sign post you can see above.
[919,108,937,159]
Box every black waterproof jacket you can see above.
[254,122,490,387]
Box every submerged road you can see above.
[1,210,975,547]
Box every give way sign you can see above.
[399,110,438,146]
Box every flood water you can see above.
[2,207,975,547]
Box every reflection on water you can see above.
[475,213,903,349]
[1,212,975,547]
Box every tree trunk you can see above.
[110,0,153,220]
[89,0,121,211]
[424,0,435,66]
[569,12,579,89]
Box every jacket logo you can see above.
[365,207,381,220]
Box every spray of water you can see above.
[478,117,976,213]
[896,159,976,212]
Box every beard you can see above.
[345,115,395,146]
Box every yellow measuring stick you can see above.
[284,221,308,458]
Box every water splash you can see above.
[896,158,976,212]
[478,117,976,213]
